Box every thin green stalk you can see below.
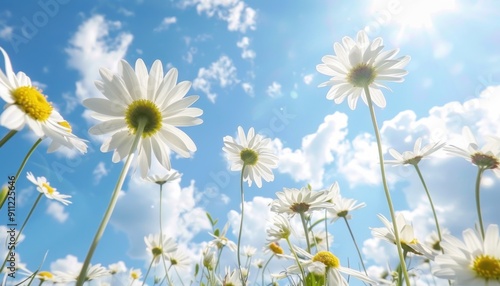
[299,212,311,253]
[0,130,17,148]
[15,138,43,184]
[237,164,247,285]
[475,167,486,238]
[342,217,367,275]
[413,165,443,243]
[262,255,274,286]
[76,118,147,286]
[285,237,306,285]
[158,185,174,286]
[142,258,156,286]
[324,210,329,251]
[364,86,410,286]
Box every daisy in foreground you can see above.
[0,47,87,153]
[27,172,71,205]
[316,30,410,110]
[84,59,203,177]
[274,246,377,286]
[223,126,278,188]
[433,224,500,285]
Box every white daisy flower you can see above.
[223,126,278,188]
[264,242,285,256]
[209,222,237,252]
[243,245,257,257]
[266,214,292,243]
[271,187,334,216]
[144,233,178,265]
[83,59,203,178]
[108,261,127,275]
[316,30,410,110]
[371,213,431,256]
[325,182,366,222]
[26,172,71,205]
[167,248,191,270]
[309,229,334,251]
[202,247,216,270]
[55,263,109,282]
[253,258,264,269]
[0,47,87,153]
[274,246,376,286]
[145,170,181,186]
[129,268,142,280]
[386,137,445,166]
[444,126,500,177]
[221,267,243,286]
[433,224,500,285]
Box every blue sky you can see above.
[1,0,500,285]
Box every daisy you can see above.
[271,187,334,216]
[26,172,71,205]
[266,214,292,243]
[386,137,445,166]
[144,233,178,265]
[208,222,237,251]
[129,268,142,281]
[108,261,127,275]
[274,246,376,286]
[83,59,203,177]
[222,126,278,188]
[167,248,191,270]
[316,30,410,109]
[433,224,500,285]
[371,213,431,256]
[0,47,87,153]
[444,126,500,177]
[326,182,366,222]
[243,245,257,257]
[221,267,243,286]
[56,264,110,282]
[202,248,216,270]
[308,229,333,251]
[145,170,181,186]
[264,242,285,256]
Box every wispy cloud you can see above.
[154,17,177,31]
[266,81,282,98]
[193,55,239,103]
[236,36,255,60]
[92,161,109,185]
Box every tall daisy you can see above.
[84,59,202,177]
[145,233,178,265]
[223,126,278,188]
[26,172,71,205]
[0,47,87,152]
[386,137,445,166]
[433,224,500,285]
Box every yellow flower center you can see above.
[42,182,55,195]
[471,153,500,170]
[130,271,140,280]
[290,202,310,213]
[312,251,340,268]
[58,121,72,132]
[125,99,162,138]
[240,148,259,166]
[347,64,377,87]
[152,246,163,257]
[269,242,284,255]
[38,271,54,280]
[472,255,500,280]
[12,86,53,121]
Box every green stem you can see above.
[0,191,43,272]
[15,139,43,186]
[262,254,274,286]
[237,164,247,285]
[364,86,411,286]
[158,185,174,286]
[324,210,329,251]
[299,212,311,253]
[285,237,306,285]
[0,130,17,148]
[475,167,485,239]
[342,217,367,275]
[76,118,147,286]
[413,165,443,243]
[142,258,156,286]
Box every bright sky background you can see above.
[1,0,500,285]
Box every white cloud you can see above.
[46,201,69,223]
[266,81,282,98]
[236,36,255,60]
[92,161,109,185]
[241,82,254,96]
[0,26,13,40]
[154,17,177,31]
[50,254,82,276]
[273,112,350,188]
[66,15,133,103]
[61,92,80,114]
[192,55,238,103]
[303,74,314,85]
[118,7,134,17]
[180,0,256,33]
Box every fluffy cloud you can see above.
[236,36,256,60]
[303,74,314,85]
[92,161,109,185]
[266,81,282,98]
[46,201,70,223]
[193,55,239,102]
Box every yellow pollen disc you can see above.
[312,251,340,268]
[347,64,377,88]
[131,271,140,280]
[125,99,162,138]
[12,86,53,121]
[42,182,55,195]
[152,246,163,256]
[58,121,72,132]
[269,242,284,255]
[38,271,54,280]
[472,255,500,280]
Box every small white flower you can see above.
[309,229,334,251]
[325,182,366,222]
[129,268,142,280]
[386,137,445,166]
[316,30,410,109]
[145,171,182,186]
[26,172,71,205]
[223,126,279,188]
[271,187,334,216]
[55,263,109,282]
[167,248,191,269]
[433,224,500,285]
[144,233,178,265]
[209,222,237,252]
[221,267,243,286]
[266,214,292,243]
[108,261,127,275]
[243,245,257,257]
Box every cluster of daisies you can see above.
[0,28,499,286]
